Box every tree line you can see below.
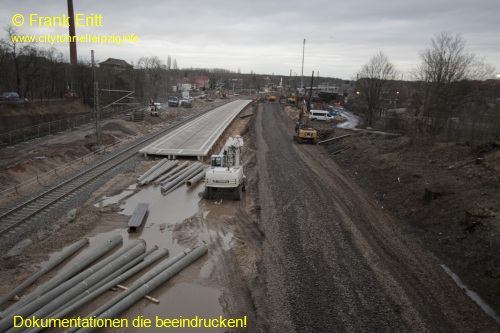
[353,31,499,142]
[0,25,264,104]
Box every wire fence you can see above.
[0,138,128,208]
[0,106,143,149]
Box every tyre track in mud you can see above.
[252,102,498,332]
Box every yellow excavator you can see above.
[266,94,277,102]
[293,72,318,144]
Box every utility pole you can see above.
[308,71,314,112]
[300,39,306,90]
[91,50,101,149]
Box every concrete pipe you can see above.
[186,169,207,187]
[136,158,170,183]
[7,243,147,333]
[73,246,208,333]
[161,164,203,193]
[68,246,159,305]
[0,238,88,308]
[156,162,190,185]
[141,160,177,185]
[65,248,193,333]
[21,248,161,333]
[139,160,178,186]
[0,237,140,332]
[1,234,123,317]
[34,248,169,333]
[164,165,204,194]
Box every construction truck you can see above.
[204,137,246,200]
[293,99,318,144]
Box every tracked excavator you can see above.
[294,101,318,144]
[293,71,318,144]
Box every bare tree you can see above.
[412,32,495,136]
[0,25,33,94]
[137,56,166,99]
[355,51,398,127]
[166,55,172,70]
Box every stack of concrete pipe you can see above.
[69,246,207,333]
[160,162,204,194]
[0,235,207,333]
[136,158,169,183]
[0,238,89,309]
[137,159,178,186]
[154,161,189,185]
[186,168,207,187]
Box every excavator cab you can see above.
[211,155,224,168]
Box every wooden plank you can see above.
[116,284,159,303]
[128,203,149,233]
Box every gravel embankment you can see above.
[252,102,498,332]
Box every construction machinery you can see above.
[293,72,318,144]
[266,94,277,102]
[294,101,318,144]
[204,137,246,200]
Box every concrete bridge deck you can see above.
[139,99,252,160]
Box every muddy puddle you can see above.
[76,174,242,331]
[94,184,137,208]
[441,264,500,323]
[125,283,224,333]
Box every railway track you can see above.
[0,101,232,242]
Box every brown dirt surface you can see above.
[330,130,500,316]
[252,102,499,331]
[0,97,261,332]
[0,98,499,332]
[0,99,217,207]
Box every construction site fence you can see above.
[0,106,143,149]
[0,137,126,207]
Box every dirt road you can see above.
[251,102,498,332]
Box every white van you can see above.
[309,110,333,122]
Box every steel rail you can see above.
[0,101,233,239]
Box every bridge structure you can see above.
[139,99,252,160]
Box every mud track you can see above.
[252,102,498,332]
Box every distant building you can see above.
[176,78,192,91]
[99,58,133,70]
[176,76,210,91]
[194,76,209,89]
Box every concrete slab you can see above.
[139,100,252,159]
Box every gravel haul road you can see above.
[252,102,498,332]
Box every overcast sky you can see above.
[2,0,499,80]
